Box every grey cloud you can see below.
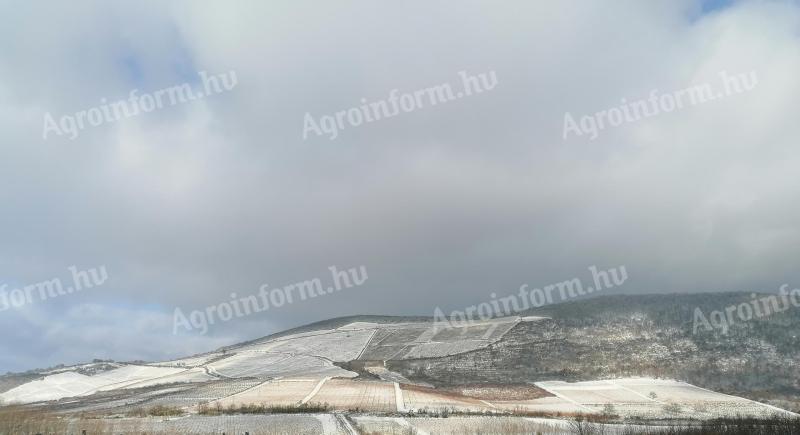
[0,0,798,372]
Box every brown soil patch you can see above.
[402,383,552,401]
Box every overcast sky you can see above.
[0,0,798,373]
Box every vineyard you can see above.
[1,312,797,432]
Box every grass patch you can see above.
[0,406,110,434]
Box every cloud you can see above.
[0,0,798,372]
[0,302,236,372]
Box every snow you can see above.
[311,379,397,412]
[530,378,797,418]
[93,366,188,390]
[5,316,794,423]
[0,365,198,404]
[0,372,108,404]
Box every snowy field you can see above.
[246,329,376,362]
[0,365,193,404]
[66,414,330,435]
[214,378,322,408]
[357,317,523,360]
[352,415,645,435]
[62,414,636,435]
[311,379,397,412]
[400,385,489,413]
[1,317,520,406]
[528,378,797,419]
[2,318,796,425]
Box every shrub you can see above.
[198,402,331,415]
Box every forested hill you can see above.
[390,292,800,413]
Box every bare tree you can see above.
[569,416,607,435]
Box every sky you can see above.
[0,0,798,373]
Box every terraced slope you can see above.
[2,293,798,420]
[0,316,525,413]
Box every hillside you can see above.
[1,292,798,426]
[388,292,800,413]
